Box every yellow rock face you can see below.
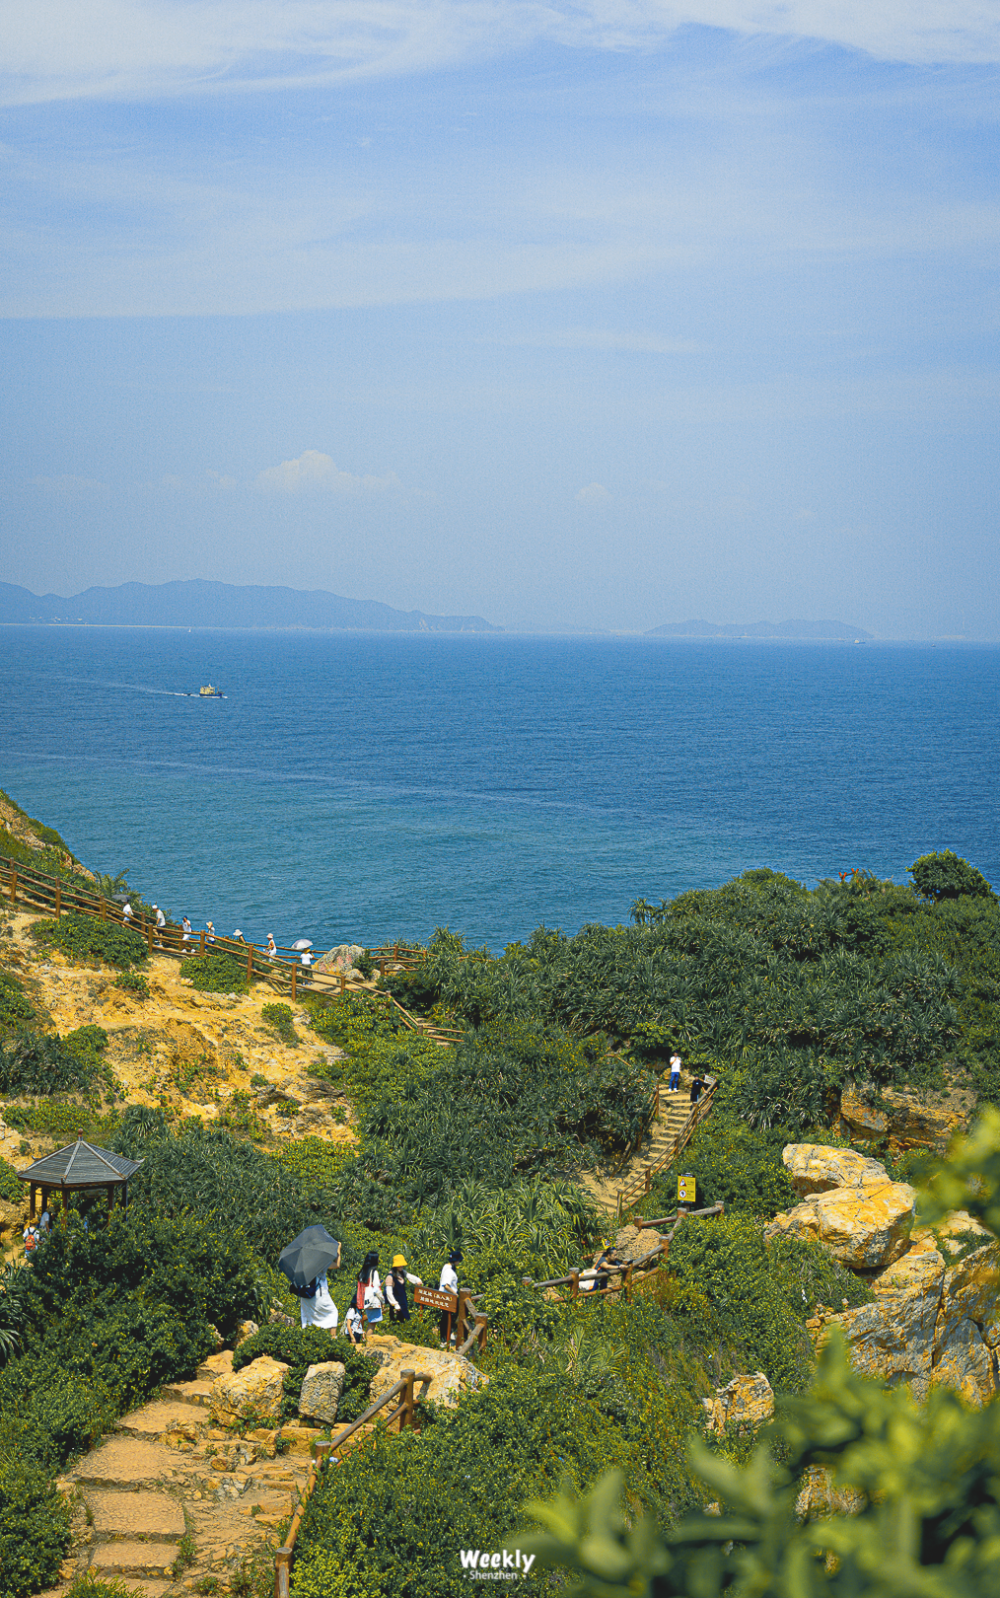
[210,1355,290,1426]
[766,1181,915,1270]
[365,1334,488,1411]
[783,1144,890,1197]
[839,1085,976,1153]
[701,1373,774,1435]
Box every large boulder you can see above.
[765,1181,916,1270]
[210,1355,289,1426]
[365,1334,487,1410]
[315,944,365,976]
[810,1229,1000,1406]
[783,1144,889,1197]
[298,1362,346,1425]
[701,1373,774,1435]
[839,1085,976,1153]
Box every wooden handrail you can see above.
[274,1368,432,1598]
[521,1203,725,1302]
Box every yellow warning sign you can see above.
[677,1174,697,1204]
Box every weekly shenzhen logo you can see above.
[460,1548,537,1580]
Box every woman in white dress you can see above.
[300,1271,339,1334]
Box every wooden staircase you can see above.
[581,1073,718,1219]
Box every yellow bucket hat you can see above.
[392,1254,407,1268]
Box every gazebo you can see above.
[18,1134,144,1225]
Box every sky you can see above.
[1,1,998,637]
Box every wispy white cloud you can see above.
[576,481,612,503]
[3,0,999,106]
[256,449,401,494]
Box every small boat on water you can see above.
[197,684,225,698]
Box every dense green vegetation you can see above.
[29,913,147,971]
[517,1110,1000,1598]
[2,845,998,1598]
[179,951,251,992]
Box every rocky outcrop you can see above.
[210,1356,289,1426]
[298,1362,346,1424]
[808,1227,1000,1406]
[702,1373,774,1435]
[784,1144,890,1197]
[365,1334,488,1410]
[839,1084,976,1153]
[765,1179,915,1270]
[315,944,365,977]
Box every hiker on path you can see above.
[438,1250,463,1344]
[668,1053,682,1092]
[23,1223,39,1260]
[299,1269,339,1335]
[181,916,193,943]
[206,921,216,944]
[122,901,133,926]
[266,934,278,959]
[689,1074,704,1105]
[386,1255,422,1323]
[355,1250,384,1328]
[343,1303,365,1345]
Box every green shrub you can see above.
[0,974,34,1036]
[64,1577,151,1598]
[355,950,376,981]
[644,1111,798,1219]
[910,850,997,903]
[0,1461,70,1598]
[233,1325,377,1423]
[261,1003,297,1045]
[117,1121,334,1265]
[665,1213,870,1393]
[181,953,249,993]
[0,1031,104,1096]
[115,970,150,999]
[29,914,147,971]
[292,1366,634,1598]
[0,1159,21,1203]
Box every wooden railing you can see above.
[0,850,462,1043]
[521,1203,724,1303]
[274,1367,432,1598]
[614,1079,720,1221]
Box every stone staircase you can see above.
[43,1351,319,1598]
[581,1075,700,1216]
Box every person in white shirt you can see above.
[153,905,166,929]
[299,1272,339,1334]
[343,1304,365,1345]
[39,1207,51,1233]
[668,1053,682,1092]
[438,1250,463,1344]
[266,934,278,959]
[122,902,133,925]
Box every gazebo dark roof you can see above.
[18,1137,144,1189]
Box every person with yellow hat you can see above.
[385,1254,422,1324]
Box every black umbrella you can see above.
[278,1224,341,1289]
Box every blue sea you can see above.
[0,627,997,953]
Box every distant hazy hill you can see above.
[646,618,873,641]
[0,580,501,634]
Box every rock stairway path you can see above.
[41,1351,317,1598]
[581,1076,697,1216]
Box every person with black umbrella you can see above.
[277,1225,342,1337]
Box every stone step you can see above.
[197,1350,234,1382]
[162,1378,215,1407]
[74,1437,187,1490]
[117,1401,209,1441]
[88,1541,180,1578]
[86,1488,187,1541]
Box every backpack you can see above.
[24,1230,38,1252]
[288,1277,318,1300]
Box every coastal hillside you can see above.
[0,580,501,634]
[0,795,998,1598]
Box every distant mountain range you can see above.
[0,580,501,634]
[646,619,873,641]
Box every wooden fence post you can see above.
[200,930,206,955]
[623,1262,633,1301]
[401,1368,415,1429]
[274,1546,292,1598]
[55,884,61,917]
[340,972,346,996]
[570,1269,580,1299]
[291,965,297,1002]
[247,946,254,986]
[10,871,16,906]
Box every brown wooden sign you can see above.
[414,1286,458,1313]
